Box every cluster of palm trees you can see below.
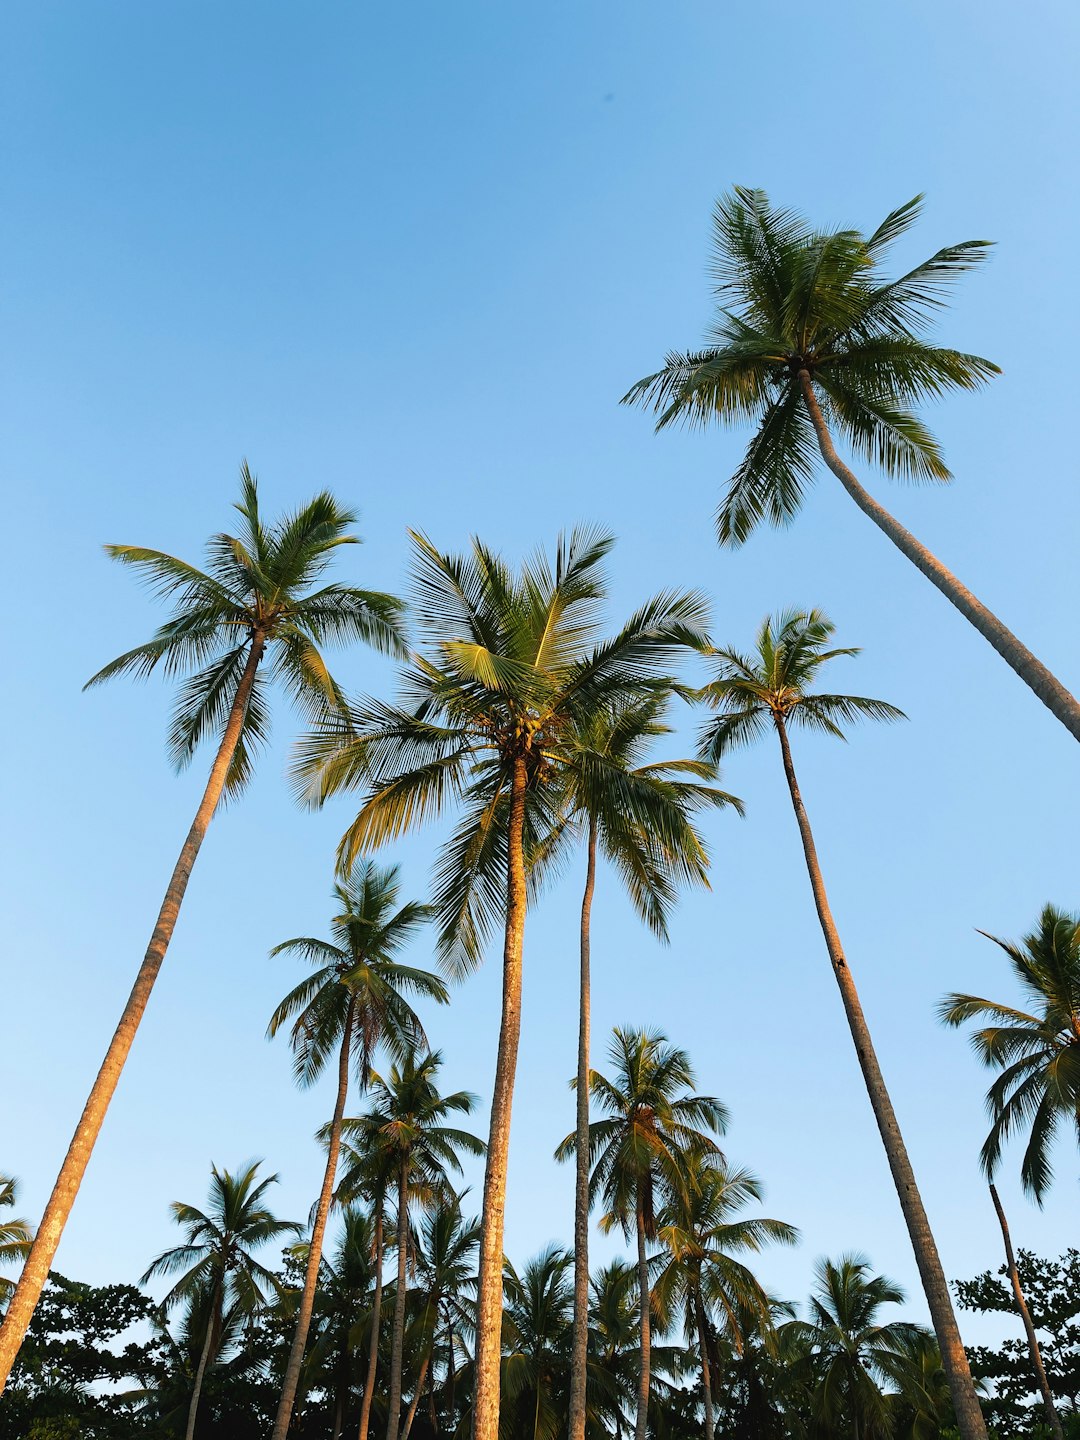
[2,187,1079,1439]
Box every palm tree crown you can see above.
[624,187,998,545]
[0,1179,32,1308]
[696,607,904,760]
[941,904,1080,1202]
[87,463,406,794]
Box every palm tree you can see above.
[555,691,741,1440]
[0,469,404,1390]
[267,860,445,1440]
[501,1245,575,1440]
[400,1191,480,1440]
[653,1159,797,1440]
[142,1159,299,1440]
[559,1026,727,1440]
[624,187,1080,742]
[941,905,1080,1201]
[301,1207,382,1440]
[697,606,988,1439]
[339,1051,482,1440]
[335,1142,398,1440]
[0,1177,32,1309]
[782,1254,928,1440]
[295,527,710,1440]
[586,1260,641,1438]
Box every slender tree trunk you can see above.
[695,1287,715,1440]
[185,1283,223,1440]
[386,1161,410,1440]
[634,1197,650,1440]
[0,634,266,1391]
[569,821,598,1440]
[797,372,1080,743]
[400,1350,431,1440]
[332,1388,345,1440]
[358,1199,385,1440]
[988,1182,1063,1439]
[773,714,988,1440]
[471,755,529,1440]
[273,993,357,1440]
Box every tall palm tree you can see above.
[555,692,741,1440]
[400,1191,480,1440]
[697,606,988,1439]
[267,860,446,1440]
[0,1177,32,1309]
[559,1026,727,1440]
[340,1051,482,1440]
[624,187,1080,742]
[782,1255,928,1440]
[295,527,710,1440]
[142,1159,299,1440]
[0,468,404,1389]
[653,1159,797,1440]
[941,904,1080,1201]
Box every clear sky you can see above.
[2,0,1078,1354]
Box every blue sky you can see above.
[3,0,1078,1353]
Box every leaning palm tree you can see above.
[559,1027,727,1440]
[0,468,404,1389]
[555,692,741,1440]
[653,1159,797,1440]
[339,1050,482,1440]
[295,527,710,1440]
[267,861,447,1440]
[142,1159,299,1440]
[624,187,1080,742]
[697,607,988,1439]
[782,1255,929,1440]
[0,1177,32,1309]
[941,905,1080,1201]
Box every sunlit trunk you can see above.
[569,821,598,1440]
[386,1161,410,1440]
[0,634,266,1391]
[798,372,1080,743]
[471,755,529,1440]
[273,992,357,1440]
[774,713,988,1440]
[634,1196,650,1440]
[358,1199,385,1440]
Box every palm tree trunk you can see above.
[797,372,1080,743]
[0,634,266,1392]
[695,1288,715,1440]
[358,1198,385,1440]
[988,1182,1063,1440]
[634,1197,650,1440]
[471,754,529,1440]
[569,821,598,1440]
[400,1350,431,1440]
[185,1282,223,1440]
[273,993,357,1440]
[773,714,988,1440]
[386,1161,410,1440]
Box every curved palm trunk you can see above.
[797,373,1080,744]
[0,634,266,1391]
[273,992,357,1440]
[186,1281,223,1440]
[773,715,987,1440]
[472,755,529,1440]
[358,1198,385,1440]
[694,1287,715,1440]
[400,1349,431,1440]
[569,821,598,1440]
[386,1161,410,1440]
[988,1182,1063,1440]
[634,1197,651,1440]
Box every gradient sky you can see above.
[3,0,1078,1356]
